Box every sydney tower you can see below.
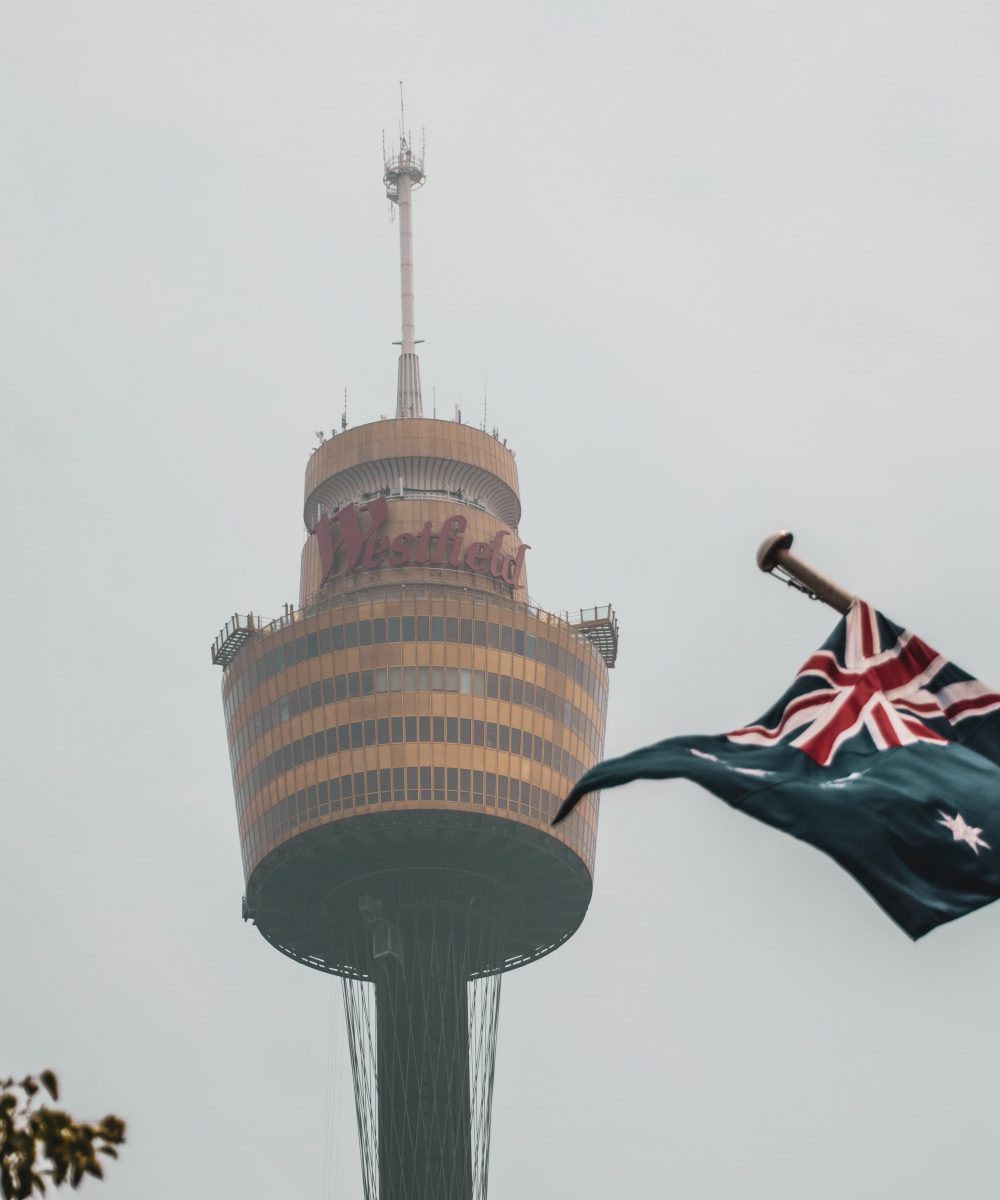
[211,125,618,1200]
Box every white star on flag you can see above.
[937,811,991,855]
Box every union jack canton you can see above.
[555,601,1000,938]
[727,602,1000,766]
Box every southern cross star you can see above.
[938,811,991,855]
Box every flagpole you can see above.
[756,531,855,615]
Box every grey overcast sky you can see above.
[4,2,1000,1197]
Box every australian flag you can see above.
[554,602,1000,938]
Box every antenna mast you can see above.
[383,84,426,419]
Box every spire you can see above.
[383,85,426,419]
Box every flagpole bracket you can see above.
[756,530,855,616]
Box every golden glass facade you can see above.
[225,590,606,883]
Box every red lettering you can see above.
[387,532,414,566]
[315,514,339,584]
[432,515,467,565]
[314,496,389,581]
[488,531,508,579]
[465,541,492,572]
[314,504,529,589]
[503,544,530,588]
[335,505,363,573]
[362,533,390,569]
[413,522,434,565]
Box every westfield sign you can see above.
[314,497,529,589]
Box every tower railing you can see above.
[212,579,617,669]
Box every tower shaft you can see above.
[376,938,473,1199]
[341,871,508,1200]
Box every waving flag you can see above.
[554,602,1000,938]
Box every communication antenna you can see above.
[482,369,488,432]
[342,387,349,431]
[383,86,426,419]
[432,385,437,419]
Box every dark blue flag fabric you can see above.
[553,601,1000,938]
